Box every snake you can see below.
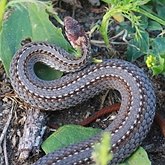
[9,16,156,165]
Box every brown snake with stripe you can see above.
[9,17,156,164]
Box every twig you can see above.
[121,29,141,51]
[0,92,15,98]
[0,101,15,146]
[90,30,128,48]
[79,103,120,126]
[18,107,46,160]
[3,135,9,165]
[99,90,109,110]
[110,29,126,40]
[90,39,107,48]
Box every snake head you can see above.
[64,16,89,50]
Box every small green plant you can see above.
[146,55,156,68]
[100,0,149,47]
[100,0,165,47]
[92,132,112,165]
[92,131,151,165]
[98,0,165,75]
[146,54,165,75]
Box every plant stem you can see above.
[137,8,165,26]
[100,7,122,47]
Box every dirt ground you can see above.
[0,1,165,165]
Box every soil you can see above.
[0,1,165,165]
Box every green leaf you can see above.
[147,20,162,31]
[0,1,71,79]
[41,125,101,154]
[120,147,151,165]
[126,32,149,61]
[34,62,63,80]
[0,0,7,30]
[152,55,165,75]
[118,22,134,34]
[42,125,152,165]
[156,6,165,20]
[139,14,148,30]
[156,0,165,6]
[137,8,165,26]
[152,37,165,56]
[145,38,165,75]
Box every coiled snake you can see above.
[9,17,156,165]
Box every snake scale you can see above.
[9,17,156,164]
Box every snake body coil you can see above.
[9,17,156,164]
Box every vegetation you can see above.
[92,132,112,165]
[99,0,165,75]
[0,0,164,165]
